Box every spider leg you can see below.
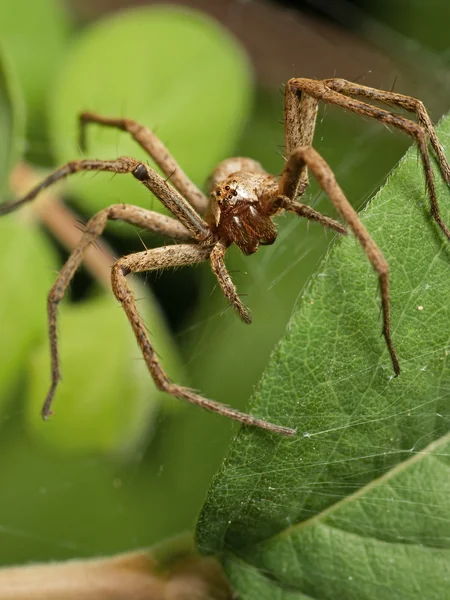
[284,86,319,196]
[210,241,252,324]
[271,187,348,235]
[0,157,212,242]
[286,78,450,240]
[41,205,195,419]
[283,145,400,376]
[111,244,296,435]
[265,141,347,235]
[79,112,209,213]
[323,78,450,184]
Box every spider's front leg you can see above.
[279,145,400,377]
[0,157,212,243]
[79,112,209,213]
[112,244,296,436]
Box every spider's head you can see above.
[210,178,250,224]
[209,176,278,255]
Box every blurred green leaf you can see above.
[0,217,56,411]
[0,43,25,194]
[196,117,450,598]
[49,5,252,219]
[26,286,183,455]
[0,40,51,406]
[0,0,70,143]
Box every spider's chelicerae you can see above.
[2,78,450,436]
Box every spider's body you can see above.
[1,78,449,435]
[206,159,280,255]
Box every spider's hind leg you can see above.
[286,78,450,240]
[323,78,450,184]
[111,244,296,435]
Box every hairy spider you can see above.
[1,78,449,437]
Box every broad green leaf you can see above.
[26,289,182,455]
[0,43,25,194]
[49,6,252,218]
[196,116,450,599]
[0,0,70,138]
[222,432,450,599]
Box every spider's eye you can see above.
[133,164,148,181]
[232,189,238,196]
[216,190,221,196]
[225,185,230,191]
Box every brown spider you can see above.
[1,78,449,437]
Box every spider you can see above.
[1,78,449,437]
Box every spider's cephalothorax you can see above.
[207,158,279,255]
[1,78,449,436]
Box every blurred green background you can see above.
[0,0,449,565]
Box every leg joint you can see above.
[132,163,148,182]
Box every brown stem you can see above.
[0,548,233,600]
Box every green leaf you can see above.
[196,116,450,599]
[25,289,183,455]
[0,217,56,410]
[0,0,70,137]
[222,432,450,600]
[0,43,25,194]
[49,6,252,218]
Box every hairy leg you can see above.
[285,78,450,239]
[0,157,213,242]
[272,148,348,235]
[79,112,209,213]
[112,244,296,435]
[324,78,450,183]
[284,86,318,196]
[210,241,252,324]
[41,205,194,419]
[281,197,347,236]
[284,145,400,376]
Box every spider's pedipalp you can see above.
[210,241,252,324]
